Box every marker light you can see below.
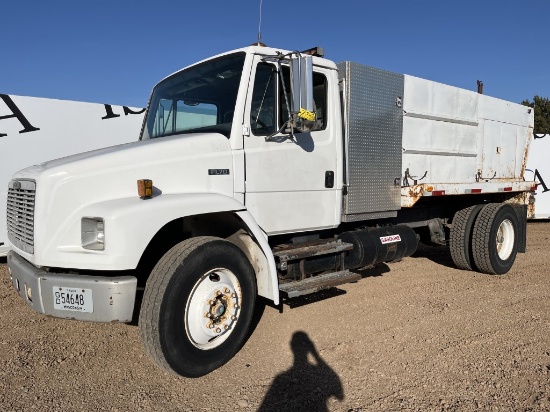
[138,179,153,199]
[25,283,32,302]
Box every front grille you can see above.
[6,180,36,254]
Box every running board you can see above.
[272,239,353,263]
[278,270,361,298]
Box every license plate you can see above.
[53,287,93,313]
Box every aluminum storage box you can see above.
[337,62,404,222]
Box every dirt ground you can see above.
[1,222,550,412]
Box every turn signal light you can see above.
[138,179,153,199]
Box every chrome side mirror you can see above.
[289,55,316,133]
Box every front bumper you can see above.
[7,251,137,323]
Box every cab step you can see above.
[272,239,353,263]
[278,270,361,298]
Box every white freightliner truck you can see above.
[6,45,535,377]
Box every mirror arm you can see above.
[264,122,291,142]
[276,60,295,141]
[261,51,305,142]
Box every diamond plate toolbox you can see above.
[337,62,404,221]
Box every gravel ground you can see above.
[1,222,550,411]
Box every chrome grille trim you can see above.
[6,180,36,254]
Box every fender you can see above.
[235,210,279,305]
[34,193,280,304]
[36,193,246,269]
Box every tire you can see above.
[471,203,519,275]
[139,236,257,377]
[450,204,484,271]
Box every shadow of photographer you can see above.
[258,331,344,411]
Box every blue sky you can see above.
[1,0,548,107]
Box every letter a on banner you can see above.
[0,94,40,137]
[535,169,550,193]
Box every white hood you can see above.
[11,132,235,266]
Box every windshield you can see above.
[141,53,246,140]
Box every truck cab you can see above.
[142,47,343,234]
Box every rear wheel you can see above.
[471,203,519,275]
[450,204,484,271]
[139,236,257,377]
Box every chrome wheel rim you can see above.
[185,268,242,350]
[496,219,514,260]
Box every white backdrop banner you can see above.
[525,134,550,219]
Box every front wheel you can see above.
[471,203,519,275]
[139,237,257,377]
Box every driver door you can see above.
[243,56,341,235]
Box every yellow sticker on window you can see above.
[298,108,316,122]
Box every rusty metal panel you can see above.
[337,62,403,219]
[402,75,479,184]
[403,74,478,123]
[481,121,524,179]
[478,94,533,127]
[400,180,536,208]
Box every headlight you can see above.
[82,217,105,250]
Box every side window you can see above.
[250,63,276,135]
[312,73,328,131]
[250,63,328,136]
[279,68,328,132]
